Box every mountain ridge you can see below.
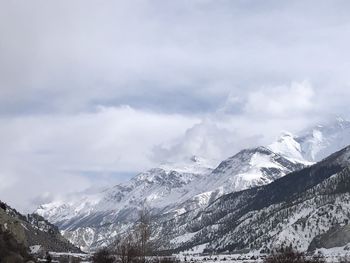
[37,145,304,251]
[36,118,350,252]
[151,145,350,254]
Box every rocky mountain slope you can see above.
[152,145,350,254]
[37,147,303,251]
[0,201,80,254]
[36,118,350,252]
[36,156,216,250]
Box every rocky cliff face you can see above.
[0,201,80,253]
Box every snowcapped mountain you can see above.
[268,132,306,163]
[36,156,218,251]
[208,146,303,191]
[153,146,304,221]
[36,147,303,251]
[269,117,350,163]
[153,145,350,254]
[36,117,350,252]
[38,155,215,222]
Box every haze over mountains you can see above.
[269,117,350,163]
[3,2,350,260]
[36,118,350,252]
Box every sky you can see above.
[1,0,350,212]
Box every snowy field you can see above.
[177,254,264,263]
[36,252,90,262]
[177,247,350,263]
[38,246,350,263]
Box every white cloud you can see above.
[1,1,350,212]
[1,1,350,114]
[152,120,262,163]
[0,106,198,212]
[244,81,315,117]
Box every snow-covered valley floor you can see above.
[40,249,350,263]
[177,247,350,263]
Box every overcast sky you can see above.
[2,0,350,212]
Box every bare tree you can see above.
[92,248,115,263]
[137,202,151,263]
[117,233,139,263]
[115,202,151,263]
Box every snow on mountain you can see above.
[36,190,104,229]
[159,155,217,175]
[36,155,219,251]
[152,145,350,254]
[268,132,306,163]
[36,147,303,251]
[36,117,350,252]
[269,117,350,163]
[207,146,303,191]
[156,146,304,220]
[38,167,210,225]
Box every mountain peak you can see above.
[295,117,350,162]
[231,146,273,158]
[158,155,217,175]
[210,145,303,192]
[268,132,305,164]
[268,117,350,163]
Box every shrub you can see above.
[264,247,325,263]
[154,257,179,263]
[92,248,115,263]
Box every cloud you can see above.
[152,120,262,163]
[1,1,350,211]
[0,106,198,212]
[1,1,350,115]
[243,81,315,117]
